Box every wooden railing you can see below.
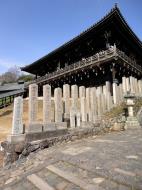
[26,45,142,86]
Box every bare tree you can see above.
[0,66,20,84]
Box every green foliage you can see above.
[104,98,142,119]
[18,74,34,82]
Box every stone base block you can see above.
[27,123,43,133]
[55,122,67,129]
[7,134,25,143]
[125,117,141,129]
[81,122,94,128]
[43,123,56,131]
[63,113,70,127]
[64,113,70,119]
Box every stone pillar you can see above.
[96,86,103,96]
[71,85,78,112]
[29,84,38,124]
[80,97,87,122]
[54,87,62,122]
[43,84,51,124]
[126,77,130,92]
[122,77,127,95]
[134,78,138,95]
[12,96,23,135]
[86,88,90,121]
[106,92,113,111]
[90,88,97,122]
[119,83,123,102]
[63,84,70,118]
[112,81,118,104]
[106,81,111,94]
[79,86,85,98]
[130,76,134,93]
[76,112,81,127]
[7,96,25,142]
[138,80,142,96]
[97,94,102,119]
[70,109,76,128]
[103,85,107,97]
[101,93,106,113]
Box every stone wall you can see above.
[1,124,110,166]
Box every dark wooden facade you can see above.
[21,5,142,94]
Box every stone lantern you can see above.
[124,92,140,129]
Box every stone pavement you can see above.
[0,129,142,190]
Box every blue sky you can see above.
[0,0,142,74]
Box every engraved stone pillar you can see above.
[117,85,121,104]
[79,86,85,98]
[29,84,38,124]
[63,84,70,118]
[106,81,111,94]
[97,94,102,119]
[96,86,103,96]
[126,77,130,92]
[112,81,118,104]
[103,85,107,97]
[71,85,78,112]
[54,87,62,122]
[70,109,76,128]
[106,92,113,111]
[138,80,142,96]
[12,96,23,135]
[7,96,25,142]
[130,76,134,93]
[101,93,106,113]
[90,88,97,122]
[76,112,81,127]
[122,77,127,95]
[80,97,87,122]
[119,84,123,102]
[86,88,91,121]
[134,78,138,95]
[43,84,51,124]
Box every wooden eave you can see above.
[21,5,142,74]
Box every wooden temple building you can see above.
[21,5,142,95]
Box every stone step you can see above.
[27,173,55,190]
[46,165,98,190]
